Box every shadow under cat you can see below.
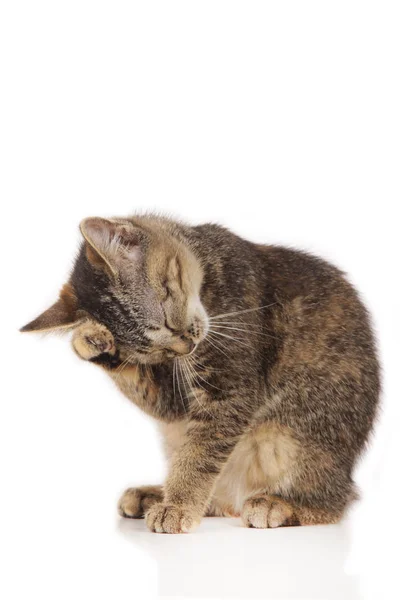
[118,516,360,600]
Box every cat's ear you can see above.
[20,283,79,333]
[79,217,141,276]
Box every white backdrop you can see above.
[1,2,399,599]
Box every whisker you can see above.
[210,324,281,341]
[184,361,207,396]
[181,358,215,420]
[204,333,233,361]
[208,319,275,329]
[185,356,225,391]
[186,354,225,373]
[209,302,277,321]
[172,359,178,414]
[116,358,129,374]
[179,358,194,403]
[176,360,188,416]
[115,353,136,375]
[208,329,255,350]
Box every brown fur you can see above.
[21,214,380,533]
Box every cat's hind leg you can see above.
[240,449,357,528]
[118,485,163,518]
[241,493,343,528]
[238,422,357,528]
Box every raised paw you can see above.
[145,503,200,534]
[241,494,299,529]
[72,321,116,361]
[118,486,163,518]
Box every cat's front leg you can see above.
[145,401,248,534]
[71,320,121,368]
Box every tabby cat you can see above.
[21,215,380,533]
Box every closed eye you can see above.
[160,304,179,334]
[164,322,180,334]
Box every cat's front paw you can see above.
[118,485,163,518]
[145,503,200,534]
[72,321,116,361]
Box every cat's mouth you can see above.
[119,341,198,365]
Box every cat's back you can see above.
[192,222,353,300]
[256,243,380,450]
[257,243,349,299]
[191,223,378,372]
[257,243,376,354]
[256,244,377,363]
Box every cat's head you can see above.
[21,217,209,364]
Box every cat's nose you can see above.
[184,320,201,341]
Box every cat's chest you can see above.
[110,365,160,415]
[158,420,189,460]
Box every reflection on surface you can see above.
[118,516,359,599]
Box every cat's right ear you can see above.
[20,283,79,333]
[79,217,142,277]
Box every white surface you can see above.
[1,2,399,599]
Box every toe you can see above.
[242,497,269,528]
[145,504,199,534]
[242,495,295,529]
[267,502,293,528]
[118,488,143,518]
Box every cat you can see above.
[21,214,380,533]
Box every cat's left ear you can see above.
[79,217,142,276]
[20,283,79,333]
